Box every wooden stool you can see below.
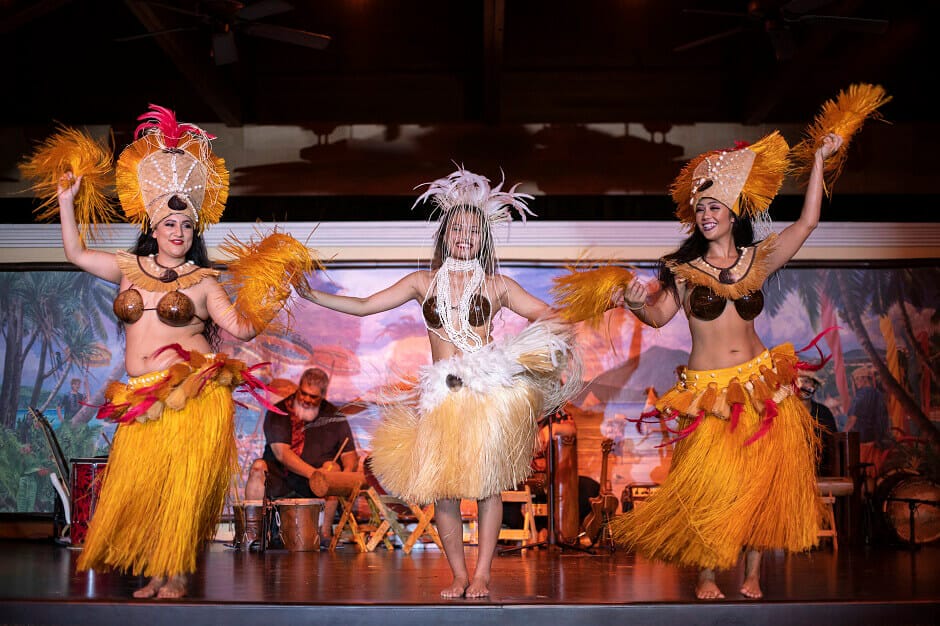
[364,487,442,554]
[307,470,372,552]
[817,476,854,550]
[499,486,538,545]
[329,486,370,552]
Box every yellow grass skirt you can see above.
[77,363,238,578]
[608,345,823,571]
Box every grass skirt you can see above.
[369,320,579,505]
[608,345,823,571]
[76,362,238,578]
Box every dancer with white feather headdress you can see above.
[298,166,581,598]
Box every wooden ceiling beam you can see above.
[122,0,242,126]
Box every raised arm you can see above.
[57,174,121,283]
[499,276,553,322]
[296,271,424,317]
[765,133,844,273]
[618,277,681,329]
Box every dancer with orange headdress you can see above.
[553,84,889,600]
[21,105,313,598]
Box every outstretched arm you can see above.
[296,271,423,317]
[500,276,553,322]
[766,132,844,273]
[616,277,681,329]
[57,174,121,283]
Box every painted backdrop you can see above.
[1,264,938,516]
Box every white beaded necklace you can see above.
[426,257,485,353]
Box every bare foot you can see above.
[133,577,165,599]
[740,577,763,599]
[741,549,762,599]
[440,576,469,598]
[465,576,490,598]
[696,570,725,600]
[156,574,187,599]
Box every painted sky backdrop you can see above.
[2,263,937,513]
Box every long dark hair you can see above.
[659,218,755,302]
[130,230,221,348]
[430,205,497,274]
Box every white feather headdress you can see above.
[412,165,535,225]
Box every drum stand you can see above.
[499,416,592,555]
[882,495,940,551]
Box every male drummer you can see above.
[246,367,358,545]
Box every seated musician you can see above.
[246,367,358,545]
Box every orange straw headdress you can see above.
[116,104,228,234]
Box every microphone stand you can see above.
[499,412,592,555]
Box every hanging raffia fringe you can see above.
[632,344,801,447]
[791,83,892,195]
[219,228,324,334]
[95,345,279,425]
[18,126,119,244]
[550,264,635,327]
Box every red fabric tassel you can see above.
[729,403,744,432]
[195,361,224,394]
[95,402,129,422]
[744,399,778,445]
[152,343,191,362]
[239,370,287,414]
[656,410,704,448]
[796,326,838,372]
[117,395,159,423]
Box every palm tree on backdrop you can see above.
[870,267,940,387]
[0,271,118,430]
[825,267,940,449]
[767,265,939,449]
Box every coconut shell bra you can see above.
[113,251,219,327]
[422,294,492,329]
[666,234,776,323]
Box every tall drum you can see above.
[273,498,325,551]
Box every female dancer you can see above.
[600,84,890,599]
[299,167,579,598]
[24,106,304,598]
[606,130,843,599]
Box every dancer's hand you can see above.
[817,132,844,160]
[57,172,82,209]
[622,277,649,311]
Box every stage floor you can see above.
[1,538,937,625]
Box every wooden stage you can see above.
[1,538,937,625]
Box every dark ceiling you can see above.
[2,0,932,128]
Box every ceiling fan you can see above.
[673,0,889,61]
[118,0,331,65]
